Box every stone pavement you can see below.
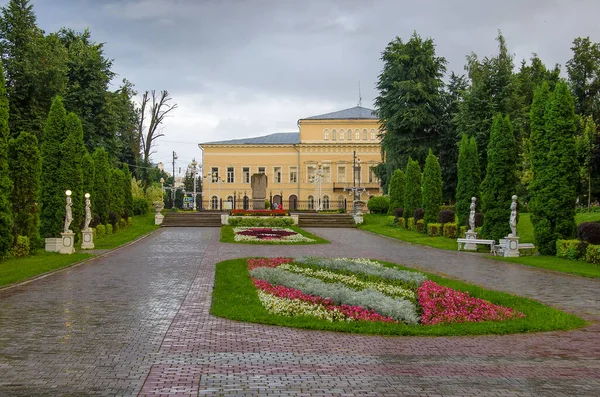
[0,227,599,396]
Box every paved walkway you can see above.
[0,228,599,396]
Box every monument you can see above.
[81,193,94,249]
[59,190,75,254]
[251,173,268,210]
[463,197,478,251]
[503,195,520,257]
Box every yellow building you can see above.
[198,106,383,210]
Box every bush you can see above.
[96,224,106,237]
[367,196,390,214]
[416,219,424,233]
[413,208,424,221]
[440,205,455,212]
[443,223,458,238]
[120,218,127,229]
[427,223,442,237]
[228,217,294,227]
[113,221,119,233]
[585,244,600,264]
[397,218,405,228]
[90,214,101,228]
[577,222,600,244]
[394,208,404,218]
[105,224,113,235]
[556,239,588,260]
[459,226,466,238]
[387,169,405,215]
[127,217,133,227]
[133,197,151,215]
[407,217,415,231]
[265,200,270,209]
[475,213,484,228]
[109,211,119,228]
[11,235,30,258]
[438,210,455,225]
[386,216,397,226]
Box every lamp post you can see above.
[203,172,212,209]
[343,151,366,214]
[191,159,198,210]
[310,162,324,211]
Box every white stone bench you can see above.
[457,238,496,252]
[493,240,536,256]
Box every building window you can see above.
[211,196,219,210]
[324,129,329,140]
[258,166,265,174]
[363,129,368,140]
[331,129,337,141]
[323,165,331,183]
[243,167,250,183]
[274,167,282,183]
[227,167,234,183]
[339,129,345,140]
[211,167,219,182]
[308,195,315,210]
[369,166,378,183]
[347,129,352,141]
[370,129,376,140]
[323,195,330,210]
[354,165,361,183]
[290,166,297,183]
[355,129,360,140]
[338,166,346,182]
[307,165,316,182]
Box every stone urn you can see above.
[153,201,165,225]
[353,200,366,215]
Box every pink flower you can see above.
[247,257,293,270]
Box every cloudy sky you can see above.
[28,0,600,176]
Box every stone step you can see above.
[161,212,222,227]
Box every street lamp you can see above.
[309,162,324,211]
[191,159,198,210]
[343,150,366,214]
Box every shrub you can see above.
[109,211,119,228]
[556,239,588,261]
[105,224,113,235]
[443,223,458,238]
[265,200,270,209]
[456,134,481,229]
[386,216,397,226]
[367,196,390,214]
[440,205,455,212]
[422,149,442,226]
[120,218,127,229]
[96,224,106,237]
[413,208,424,221]
[427,223,442,237]
[475,213,484,228]
[404,157,422,220]
[133,197,151,215]
[407,217,415,231]
[394,208,404,218]
[416,219,424,233]
[228,217,294,227]
[397,218,405,228]
[11,235,30,258]
[387,169,405,215]
[585,244,600,264]
[577,222,600,244]
[459,226,466,238]
[113,221,119,233]
[90,214,101,228]
[127,217,133,227]
[438,210,455,225]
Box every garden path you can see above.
[0,227,598,396]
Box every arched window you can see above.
[339,129,345,140]
[324,129,329,140]
[211,196,219,210]
[362,129,368,140]
[347,128,352,140]
[323,195,330,210]
[308,195,315,210]
[331,129,337,141]
[370,129,376,140]
[355,129,360,140]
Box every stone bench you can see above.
[492,240,536,256]
[457,238,496,252]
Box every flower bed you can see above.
[234,227,315,243]
[249,257,524,325]
[231,209,289,216]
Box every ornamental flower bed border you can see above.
[231,209,289,217]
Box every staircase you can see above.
[161,212,223,227]
[296,213,356,228]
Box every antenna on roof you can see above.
[357,81,362,107]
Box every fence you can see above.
[196,197,350,212]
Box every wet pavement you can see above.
[0,227,599,396]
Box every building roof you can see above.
[201,132,300,145]
[303,106,377,120]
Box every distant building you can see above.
[198,106,382,210]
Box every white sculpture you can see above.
[468,197,476,232]
[64,190,73,233]
[509,195,518,237]
[84,193,91,231]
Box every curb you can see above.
[0,228,162,292]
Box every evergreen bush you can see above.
[585,244,600,264]
[92,148,111,224]
[455,135,481,229]
[427,223,442,236]
[413,208,424,221]
[387,169,405,215]
[407,217,415,231]
[133,197,151,215]
[127,217,133,227]
[10,235,30,258]
[95,224,106,237]
[394,208,404,218]
[397,218,405,228]
[416,219,425,233]
[443,223,458,238]
[577,222,600,244]
[367,196,390,214]
[60,113,86,238]
[122,164,134,218]
[403,158,421,220]
[556,239,587,260]
[438,210,455,224]
[0,61,12,257]
[105,223,113,235]
[109,168,125,222]
[120,218,127,229]
[422,149,442,226]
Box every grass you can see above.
[220,225,330,245]
[211,257,587,336]
[0,212,159,288]
[489,255,600,278]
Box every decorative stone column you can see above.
[154,201,165,225]
[59,232,75,254]
[503,236,520,257]
[81,193,94,249]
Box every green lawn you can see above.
[221,225,330,245]
[211,257,587,336]
[0,212,159,288]
[489,255,600,278]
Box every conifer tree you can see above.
[530,82,578,254]
[8,131,40,247]
[456,135,481,227]
[59,113,86,236]
[39,98,68,238]
[387,169,405,214]
[403,158,422,219]
[122,164,133,218]
[81,152,94,199]
[0,61,13,256]
[109,167,125,222]
[422,149,443,226]
[481,114,518,241]
[92,148,111,224]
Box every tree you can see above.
[8,131,40,248]
[109,167,125,224]
[530,82,579,254]
[92,148,111,224]
[122,164,133,218]
[422,149,443,226]
[0,61,13,256]
[82,152,94,199]
[576,116,598,210]
[387,169,405,214]
[39,96,67,238]
[59,112,86,236]
[566,37,600,120]
[456,135,481,227]
[403,158,422,220]
[375,31,447,175]
[137,90,177,163]
[481,114,518,241]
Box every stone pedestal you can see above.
[353,214,364,225]
[252,199,265,210]
[45,238,62,253]
[81,229,94,249]
[504,235,520,257]
[464,230,478,251]
[155,213,164,225]
[59,232,75,254]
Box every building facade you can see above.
[198,106,382,210]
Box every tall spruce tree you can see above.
[8,131,40,247]
[481,114,518,241]
[122,164,133,218]
[403,158,422,220]
[39,97,67,238]
[0,61,13,256]
[422,149,443,226]
[59,113,86,236]
[387,169,405,215]
[92,148,111,224]
[530,82,579,254]
[81,152,94,198]
[109,167,125,224]
[456,135,481,227]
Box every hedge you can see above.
[427,223,442,237]
[228,217,294,227]
[443,223,458,238]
